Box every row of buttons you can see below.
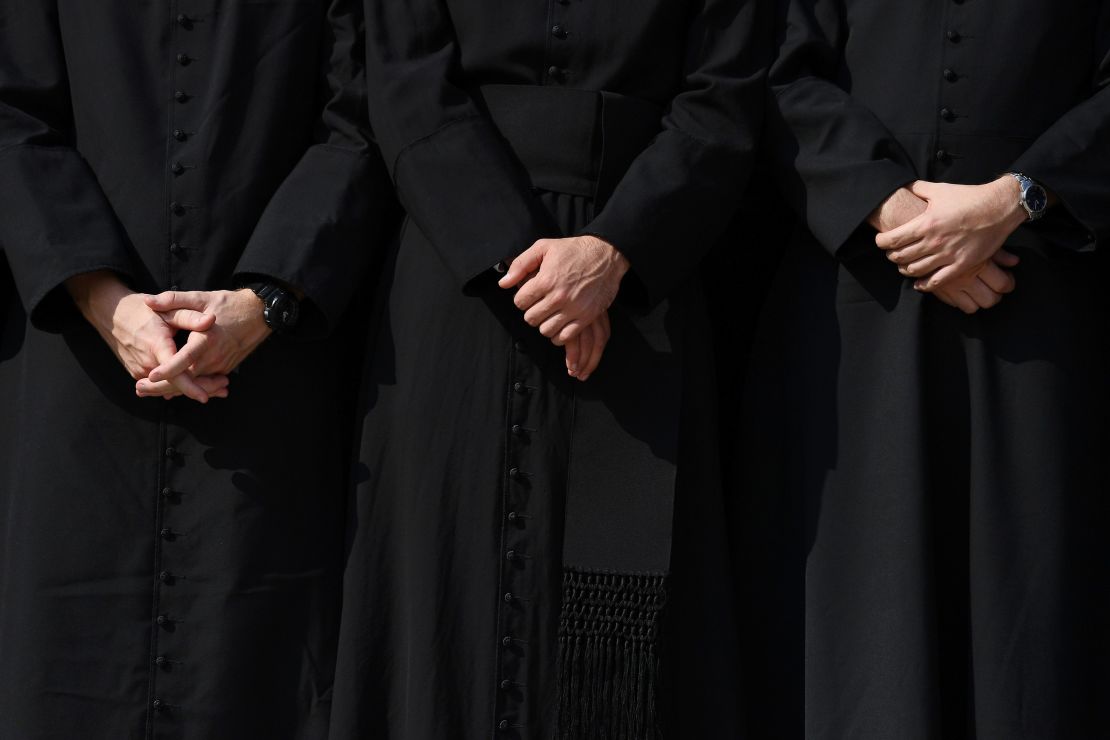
[151,10,202,716]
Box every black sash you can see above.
[481,84,679,740]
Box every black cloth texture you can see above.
[0,2,395,739]
[329,0,767,737]
[738,0,1110,738]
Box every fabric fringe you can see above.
[556,567,668,740]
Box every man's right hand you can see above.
[65,271,229,403]
[869,186,1017,313]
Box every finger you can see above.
[574,324,596,380]
[159,308,216,332]
[978,262,1017,294]
[914,263,963,292]
[521,291,560,325]
[194,375,231,395]
[875,212,927,249]
[499,241,548,289]
[136,378,180,398]
[992,249,1021,268]
[556,320,586,345]
[148,332,210,383]
[900,253,950,278]
[565,335,582,377]
[579,319,609,381]
[514,275,554,313]
[145,290,209,312]
[886,240,931,265]
[150,335,211,403]
[539,311,572,340]
[949,290,980,314]
[965,277,1002,309]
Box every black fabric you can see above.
[331,1,765,736]
[741,1,1110,738]
[0,2,394,739]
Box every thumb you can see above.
[499,241,548,289]
[909,180,937,200]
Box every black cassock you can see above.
[740,1,1110,738]
[331,0,765,738]
[0,2,391,739]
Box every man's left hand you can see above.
[875,177,1028,291]
[498,235,629,346]
[134,289,272,397]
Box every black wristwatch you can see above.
[1008,172,1049,222]
[244,281,300,334]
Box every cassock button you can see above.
[171,202,186,216]
[547,65,565,81]
[498,720,510,731]
[493,261,509,274]
[171,162,185,175]
[506,550,517,561]
[940,107,955,122]
[502,635,514,646]
[173,128,188,141]
[176,53,192,66]
[507,511,518,522]
[503,592,514,603]
[176,13,192,29]
[155,655,168,666]
[161,487,173,499]
[513,339,527,352]
[551,24,567,39]
[500,679,512,690]
[152,698,165,711]
[174,90,188,103]
[513,381,526,394]
[158,570,172,583]
[943,68,958,83]
[935,149,950,163]
[509,467,521,479]
[946,29,961,43]
[156,614,170,626]
[164,446,177,458]
[169,243,183,256]
[160,528,173,540]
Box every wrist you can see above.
[66,271,133,325]
[992,176,1029,229]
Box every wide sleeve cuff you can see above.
[580,131,749,309]
[0,144,136,328]
[390,116,558,294]
[234,145,398,338]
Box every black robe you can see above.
[741,1,1110,738]
[330,0,766,737]
[0,2,393,738]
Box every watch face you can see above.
[267,293,300,330]
[1025,184,1048,214]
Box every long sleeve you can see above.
[235,0,397,336]
[581,0,768,307]
[0,0,137,326]
[766,0,917,256]
[362,0,558,293]
[1010,3,1110,251]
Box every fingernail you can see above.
[579,374,590,381]
[568,365,578,374]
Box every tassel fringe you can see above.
[556,568,668,740]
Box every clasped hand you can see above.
[498,235,629,381]
[67,272,270,403]
[871,177,1028,313]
